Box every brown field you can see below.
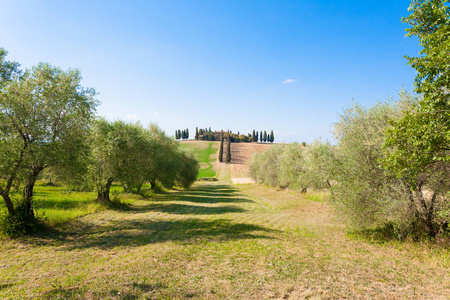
[226,142,272,179]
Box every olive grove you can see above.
[0,49,199,235]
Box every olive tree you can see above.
[88,120,153,202]
[0,62,97,225]
[331,95,422,235]
[248,144,283,186]
[175,148,199,189]
[278,143,304,189]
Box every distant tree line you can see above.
[251,129,274,143]
[178,127,275,143]
[0,49,199,235]
[175,128,189,140]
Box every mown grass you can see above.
[0,182,135,227]
[0,182,449,299]
[180,141,219,178]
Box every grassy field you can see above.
[1,181,449,299]
[0,182,135,227]
[180,141,219,178]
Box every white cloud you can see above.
[126,114,139,120]
[282,79,297,84]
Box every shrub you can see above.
[0,200,43,236]
[330,95,427,238]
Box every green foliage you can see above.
[332,94,450,238]
[226,134,231,163]
[0,48,21,86]
[219,132,224,163]
[248,144,283,187]
[331,99,412,233]
[385,0,450,182]
[0,59,97,225]
[248,141,334,192]
[175,149,199,188]
[382,0,450,237]
[0,200,42,236]
[88,121,200,201]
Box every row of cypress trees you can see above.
[251,130,274,143]
[175,128,189,140]
[218,131,231,163]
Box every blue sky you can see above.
[1,0,420,143]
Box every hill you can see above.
[180,140,273,182]
[215,142,272,183]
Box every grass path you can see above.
[180,141,218,178]
[1,182,450,299]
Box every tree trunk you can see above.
[0,189,15,217]
[415,182,438,237]
[23,166,44,220]
[97,178,114,203]
[0,147,28,217]
[150,179,157,191]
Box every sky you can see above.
[0,0,421,143]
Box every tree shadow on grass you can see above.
[143,203,246,215]
[25,218,276,251]
[0,283,15,290]
[19,183,275,250]
[150,184,254,204]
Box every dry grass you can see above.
[1,182,449,299]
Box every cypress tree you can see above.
[186,128,189,139]
[264,130,267,142]
[270,130,274,143]
[195,127,199,140]
[226,133,231,163]
[252,129,255,142]
[260,131,262,142]
[255,131,259,142]
[219,131,224,163]
[178,129,182,140]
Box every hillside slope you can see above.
[216,142,272,181]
